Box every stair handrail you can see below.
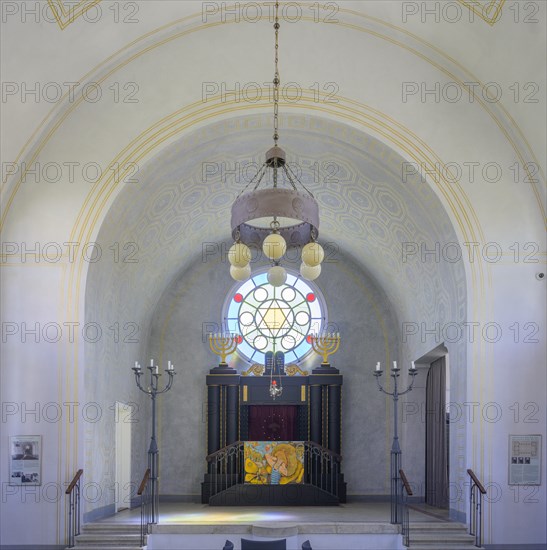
[399,469,412,547]
[138,468,152,547]
[467,469,487,547]
[307,440,342,462]
[305,441,343,498]
[206,441,243,462]
[399,469,413,497]
[65,469,83,495]
[65,469,83,548]
[137,468,151,496]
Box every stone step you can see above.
[410,533,476,542]
[405,520,480,549]
[410,527,470,535]
[75,533,141,546]
[409,522,468,531]
[82,524,141,532]
[73,523,144,549]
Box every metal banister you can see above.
[205,441,342,501]
[65,469,83,494]
[138,468,152,547]
[137,468,151,495]
[467,469,486,547]
[66,469,83,548]
[399,469,412,547]
[206,440,342,463]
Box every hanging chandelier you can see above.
[228,1,325,287]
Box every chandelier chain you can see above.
[229,0,321,283]
[284,163,315,198]
[273,0,280,147]
[236,161,269,198]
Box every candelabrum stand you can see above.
[310,332,341,373]
[373,361,418,524]
[132,360,176,524]
[208,333,239,374]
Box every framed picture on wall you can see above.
[508,434,541,485]
[9,435,42,486]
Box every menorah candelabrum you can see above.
[374,360,418,524]
[310,332,341,372]
[208,333,240,365]
[132,359,176,524]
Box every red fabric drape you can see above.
[248,405,297,441]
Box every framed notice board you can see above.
[508,434,541,485]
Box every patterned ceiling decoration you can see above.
[86,112,466,348]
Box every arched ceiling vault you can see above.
[87,113,466,348]
[2,2,541,360]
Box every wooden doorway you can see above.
[425,356,449,508]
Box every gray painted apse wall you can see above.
[149,249,400,496]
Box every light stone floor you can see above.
[97,502,449,526]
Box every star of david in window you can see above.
[224,269,326,364]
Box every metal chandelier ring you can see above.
[231,187,320,246]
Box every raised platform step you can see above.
[407,521,479,549]
[152,521,399,536]
[409,522,469,531]
[73,523,143,549]
[209,483,340,506]
[75,533,141,546]
[81,524,141,533]
[410,534,475,542]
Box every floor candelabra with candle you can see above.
[373,360,418,524]
[132,359,176,524]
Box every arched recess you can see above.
[84,112,467,510]
[5,2,543,533]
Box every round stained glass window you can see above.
[223,269,326,364]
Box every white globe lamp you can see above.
[302,242,324,267]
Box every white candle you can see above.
[150,359,154,367]
[375,362,381,372]
[154,366,158,375]
[393,361,397,369]
[134,361,139,370]
[168,361,173,371]
[411,361,416,370]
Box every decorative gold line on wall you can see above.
[47,0,102,30]
[458,0,505,25]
